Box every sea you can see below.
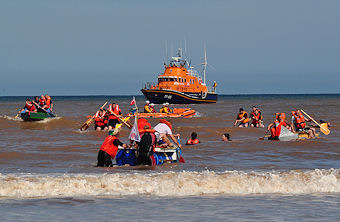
[0,95,339,221]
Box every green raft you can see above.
[20,112,56,121]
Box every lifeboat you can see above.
[141,47,218,104]
[129,108,196,118]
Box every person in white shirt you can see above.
[153,119,181,148]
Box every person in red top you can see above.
[267,113,294,140]
[97,127,128,167]
[94,109,108,131]
[107,102,122,130]
[186,132,200,145]
[250,108,263,128]
[19,99,37,114]
[44,94,53,113]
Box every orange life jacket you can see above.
[251,112,262,123]
[186,139,199,145]
[94,111,107,126]
[100,136,118,158]
[159,119,172,130]
[293,112,306,129]
[238,111,249,123]
[45,97,51,109]
[271,121,287,138]
[108,104,121,120]
[275,113,286,123]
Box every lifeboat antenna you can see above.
[164,38,168,63]
[202,45,208,84]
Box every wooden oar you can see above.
[301,109,330,135]
[259,130,269,140]
[109,111,132,129]
[80,102,107,131]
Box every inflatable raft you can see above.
[115,146,184,166]
[20,111,56,121]
[129,108,196,118]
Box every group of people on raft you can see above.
[233,105,322,139]
[97,118,182,167]
[143,101,172,114]
[19,94,53,114]
[92,102,125,131]
[234,106,264,128]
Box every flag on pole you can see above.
[128,114,140,142]
[129,97,136,106]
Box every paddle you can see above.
[300,109,330,135]
[259,130,269,140]
[108,109,132,129]
[32,101,56,117]
[80,102,107,131]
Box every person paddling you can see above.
[97,126,128,167]
[94,109,108,131]
[107,102,122,130]
[153,119,181,148]
[291,109,316,138]
[19,99,37,114]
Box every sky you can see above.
[1,0,340,96]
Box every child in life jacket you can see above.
[97,126,128,167]
[186,132,200,145]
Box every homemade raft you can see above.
[129,108,196,118]
[115,146,185,166]
[20,111,56,121]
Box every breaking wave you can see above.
[0,169,339,199]
[1,115,23,121]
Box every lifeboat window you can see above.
[184,79,187,82]
[169,78,175,82]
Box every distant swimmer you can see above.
[144,100,151,113]
[93,109,108,131]
[19,99,37,114]
[234,108,249,127]
[153,119,181,148]
[107,102,122,130]
[250,108,264,128]
[186,132,200,145]
[267,113,294,140]
[222,133,231,142]
[291,109,316,138]
[97,127,128,167]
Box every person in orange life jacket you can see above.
[186,132,200,145]
[291,110,316,138]
[153,119,181,148]
[44,94,53,113]
[144,100,152,113]
[250,109,264,128]
[94,109,108,131]
[20,99,37,114]
[160,103,172,113]
[222,133,231,142]
[234,108,250,127]
[107,102,122,130]
[267,113,294,140]
[149,103,156,113]
[97,127,128,167]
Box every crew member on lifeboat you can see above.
[143,100,152,113]
[149,103,156,113]
[160,103,172,114]
[234,108,250,127]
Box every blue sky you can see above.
[1,0,339,96]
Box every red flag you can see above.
[129,98,136,106]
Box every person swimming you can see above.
[222,133,231,142]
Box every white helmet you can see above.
[150,103,155,107]
[146,100,150,104]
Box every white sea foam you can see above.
[1,115,23,121]
[0,169,339,199]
